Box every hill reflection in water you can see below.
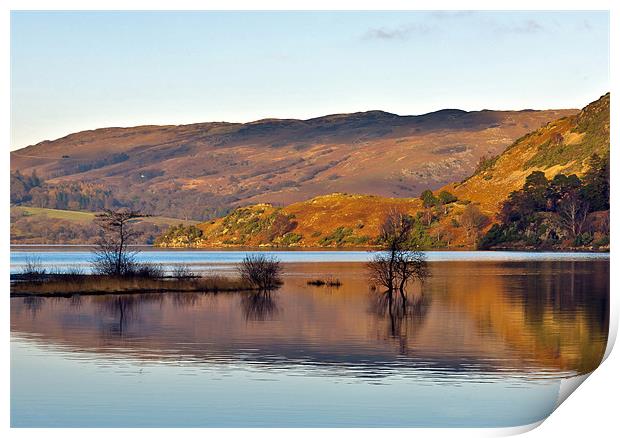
[11,260,609,380]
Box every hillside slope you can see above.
[186,194,424,247]
[446,93,610,214]
[11,107,575,220]
[157,94,609,249]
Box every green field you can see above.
[11,206,199,226]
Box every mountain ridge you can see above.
[14,106,570,150]
[11,106,576,221]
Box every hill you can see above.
[11,107,575,220]
[156,94,609,249]
[186,194,424,248]
[446,93,610,215]
[11,206,198,245]
[155,191,482,248]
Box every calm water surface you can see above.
[10,250,609,427]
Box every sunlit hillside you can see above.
[446,93,610,214]
[156,94,609,249]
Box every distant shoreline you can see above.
[10,244,609,254]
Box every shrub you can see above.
[132,263,165,279]
[348,235,370,245]
[438,191,457,205]
[420,190,439,208]
[318,226,353,246]
[280,232,303,245]
[155,224,204,246]
[238,254,283,290]
[479,223,507,249]
[171,263,195,278]
[20,256,47,280]
[593,235,610,248]
[574,233,594,247]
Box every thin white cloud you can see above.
[362,23,435,41]
[495,19,545,35]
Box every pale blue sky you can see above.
[11,10,609,150]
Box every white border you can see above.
[2,1,617,437]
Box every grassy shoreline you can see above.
[10,274,255,298]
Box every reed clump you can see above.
[306,277,342,287]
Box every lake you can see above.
[10,249,610,427]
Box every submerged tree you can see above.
[395,250,428,299]
[367,209,429,304]
[91,208,144,276]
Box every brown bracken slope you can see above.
[11,107,575,220]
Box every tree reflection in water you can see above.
[23,296,44,319]
[370,285,432,354]
[101,296,140,336]
[241,291,279,322]
[97,294,163,336]
[92,291,281,335]
[69,294,83,310]
[171,292,202,309]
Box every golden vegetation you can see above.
[447,93,610,214]
[157,94,609,249]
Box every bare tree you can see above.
[460,204,488,248]
[368,252,396,293]
[368,209,412,293]
[433,227,454,247]
[557,192,589,238]
[238,254,283,290]
[395,250,428,300]
[367,209,428,303]
[91,209,144,276]
[20,255,46,280]
[421,208,435,226]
